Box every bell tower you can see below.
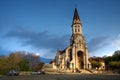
[70,8,89,69]
[72,8,82,35]
[70,8,83,45]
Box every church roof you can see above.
[58,49,65,55]
[73,8,80,20]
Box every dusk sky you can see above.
[0,0,120,58]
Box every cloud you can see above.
[112,34,120,50]
[4,27,70,57]
[6,27,119,58]
[87,34,120,57]
[87,36,109,53]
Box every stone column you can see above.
[83,55,85,69]
[72,46,76,70]
[65,49,69,61]
[85,49,88,69]
[65,48,69,70]
[74,46,78,69]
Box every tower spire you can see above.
[71,8,82,35]
[73,8,80,21]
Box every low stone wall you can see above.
[19,72,31,75]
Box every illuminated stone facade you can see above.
[52,8,91,72]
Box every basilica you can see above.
[52,8,91,72]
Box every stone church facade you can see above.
[52,8,91,72]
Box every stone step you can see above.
[79,69,92,74]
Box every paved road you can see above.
[0,74,120,80]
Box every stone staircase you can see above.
[80,69,92,74]
[42,64,58,74]
[42,64,93,74]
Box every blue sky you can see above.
[0,0,120,58]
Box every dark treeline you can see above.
[0,51,44,75]
[104,50,120,70]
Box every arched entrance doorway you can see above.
[77,51,84,69]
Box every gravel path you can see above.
[0,74,120,80]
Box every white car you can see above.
[6,70,19,76]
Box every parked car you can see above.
[6,70,19,76]
[31,71,45,75]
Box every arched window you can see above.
[75,29,77,32]
[69,50,72,61]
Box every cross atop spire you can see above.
[73,8,80,20]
